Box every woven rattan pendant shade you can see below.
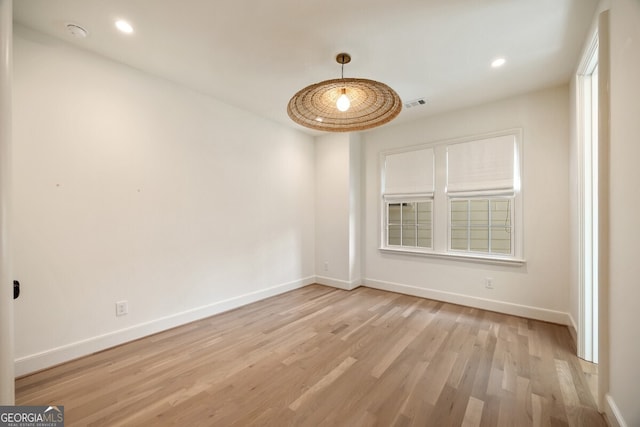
[287,54,402,132]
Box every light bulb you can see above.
[491,57,506,68]
[115,20,134,34]
[336,90,350,112]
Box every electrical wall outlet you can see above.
[324,261,329,271]
[115,301,129,317]
[485,278,494,289]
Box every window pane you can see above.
[491,227,511,254]
[451,227,468,250]
[388,203,401,224]
[470,199,489,226]
[417,226,431,248]
[402,225,416,246]
[388,225,401,245]
[451,200,468,227]
[470,227,489,251]
[491,199,511,226]
[417,202,431,225]
[402,203,416,225]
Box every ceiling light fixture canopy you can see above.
[287,53,402,132]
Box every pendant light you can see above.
[287,53,402,132]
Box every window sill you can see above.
[379,247,526,266]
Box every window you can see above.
[380,130,523,264]
[450,198,512,255]
[387,201,433,248]
[382,147,435,250]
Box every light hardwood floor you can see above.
[16,285,606,426]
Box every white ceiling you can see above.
[13,0,599,134]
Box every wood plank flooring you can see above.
[15,285,606,426]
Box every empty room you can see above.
[0,0,639,426]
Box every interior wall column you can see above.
[0,0,14,405]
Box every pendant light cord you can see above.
[337,53,350,80]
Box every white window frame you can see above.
[380,129,525,265]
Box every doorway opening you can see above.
[577,31,599,364]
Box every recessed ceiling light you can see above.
[115,20,134,34]
[491,57,506,68]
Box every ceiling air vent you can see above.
[404,98,427,109]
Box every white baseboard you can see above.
[605,394,627,427]
[14,276,575,376]
[364,278,572,325]
[568,313,578,348]
[15,276,315,377]
[315,275,361,291]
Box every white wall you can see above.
[314,133,362,289]
[361,87,572,324]
[607,0,640,425]
[0,0,15,404]
[315,134,350,286]
[12,26,315,375]
[348,133,362,284]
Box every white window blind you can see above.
[383,148,435,197]
[446,135,517,195]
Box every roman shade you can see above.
[383,148,434,198]
[446,135,517,195]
